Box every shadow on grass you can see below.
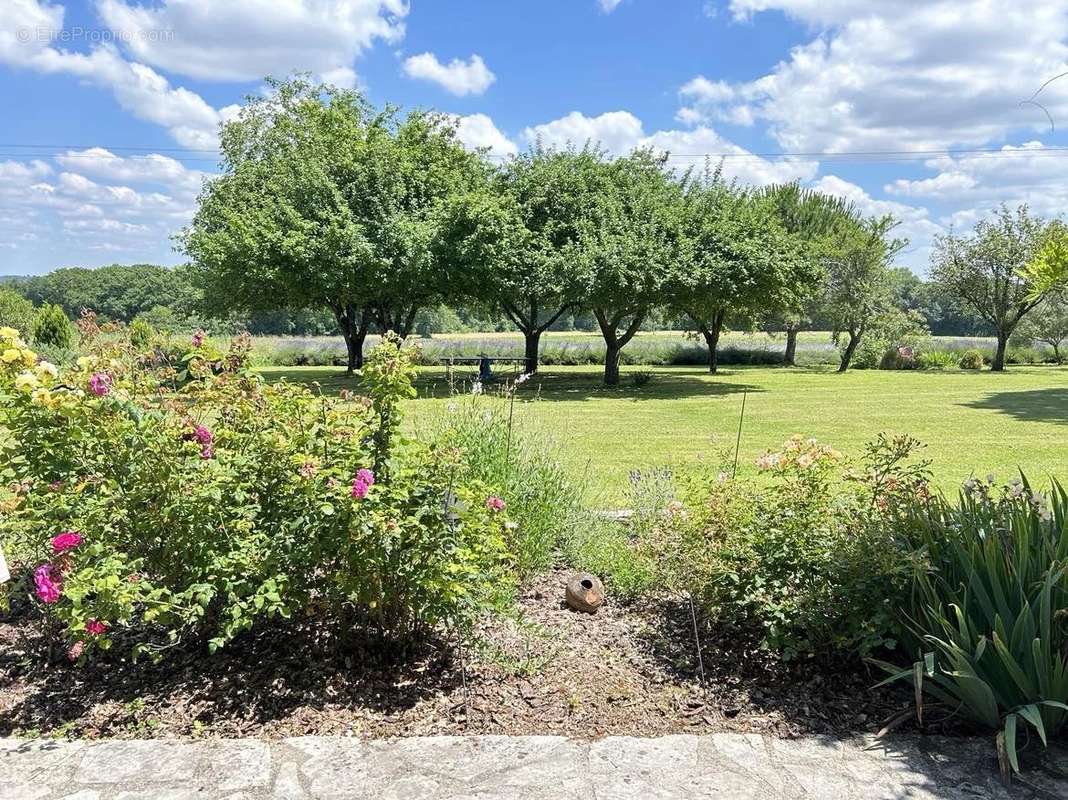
[962,388,1068,425]
[263,366,766,403]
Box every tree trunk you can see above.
[523,329,541,374]
[333,304,371,373]
[604,343,621,386]
[991,332,1009,371]
[696,310,725,374]
[594,308,644,386]
[376,303,420,340]
[784,327,798,367]
[838,332,859,373]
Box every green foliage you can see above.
[825,215,909,372]
[959,349,986,370]
[428,392,586,578]
[562,515,656,601]
[31,303,74,349]
[932,205,1051,370]
[630,435,930,659]
[24,264,197,323]
[0,287,35,333]
[579,150,686,384]
[0,326,509,660]
[128,318,155,349]
[1012,290,1068,363]
[915,349,959,370]
[182,76,487,369]
[440,147,605,371]
[877,478,1068,772]
[672,172,814,372]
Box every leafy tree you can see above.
[758,183,856,365]
[824,215,906,372]
[181,77,483,371]
[1013,290,1068,363]
[579,150,684,386]
[931,205,1051,371]
[671,175,810,373]
[31,303,74,349]
[441,148,603,373]
[0,287,35,335]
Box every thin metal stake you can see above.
[731,389,748,480]
[455,624,471,729]
[688,594,707,691]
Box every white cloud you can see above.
[883,141,1068,227]
[96,0,407,84]
[811,174,944,271]
[0,145,210,264]
[522,110,645,154]
[452,114,518,157]
[1,1,235,148]
[53,148,208,196]
[683,1,1068,152]
[521,110,815,186]
[402,53,495,96]
[599,0,625,11]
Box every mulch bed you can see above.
[1,570,928,741]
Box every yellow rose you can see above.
[0,327,20,342]
[35,361,59,383]
[14,371,38,393]
[31,387,53,406]
[20,349,37,367]
[2,348,20,364]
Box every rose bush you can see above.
[631,434,931,659]
[0,326,510,661]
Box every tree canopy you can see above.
[931,205,1051,371]
[181,77,485,370]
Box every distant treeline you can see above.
[1,262,993,338]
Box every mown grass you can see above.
[260,362,1068,505]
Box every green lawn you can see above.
[259,363,1068,504]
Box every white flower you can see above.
[471,381,483,396]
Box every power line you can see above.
[4,141,1068,166]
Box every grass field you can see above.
[260,363,1068,505]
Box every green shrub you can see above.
[562,514,656,601]
[31,303,74,349]
[878,478,1068,773]
[0,326,510,661]
[959,349,986,370]
[879,345,919,370]
[129,318,155,349]
[427,391,585,578]
[639,435,929,659]
[917,349,958,370]
[0,288,35,333]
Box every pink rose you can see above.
[88,372,112,397]
[356,468,375,486]
[51,530,82,554]
[351,479,370,500]
[67,641,85,662]
[193,425,213,445]
[200,444,214,460]
[486,496,506,512]
[33,564,62,604]
[192,329,206,348]
[85,619,108,636]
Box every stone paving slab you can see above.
[1,733,1065,799]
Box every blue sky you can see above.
[4,0,1068,275]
